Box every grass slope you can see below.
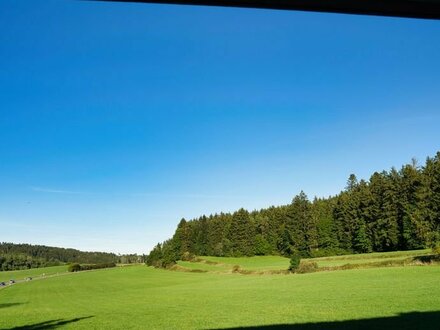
[313,249,432,267]
[176,249,432,273]
[1,263,439,329]
[201,255,289,271]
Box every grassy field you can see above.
[201,255,290,271]
[0,253,439,329]
[0,265,67,283]
[312,249,432,267]
[177,256,290,273]
[175,249,432,273]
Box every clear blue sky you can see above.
[1,0,439,254]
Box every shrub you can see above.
[68,263,81,272]
[81,262,116,271]
[432,244,440,256]
[181,252,196,261]
[296,261,319,274]
[288,255,301,272]
[68,262,116,272]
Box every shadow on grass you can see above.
[210,311,440,330]
[4,316,94,330]
[413,254,440,263]
[0,303,25,309]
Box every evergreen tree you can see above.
[172,218,191,258]
[313,197,339,253]
[229,209,254,256]
[277,226,293,256]
[400,163,424,249]
[412,155,440,247]
[286,191,313,257]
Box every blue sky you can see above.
[1,0,439,254]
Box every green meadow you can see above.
[175,249,433,273]
[1,251,439,329]
[0,265,67,283]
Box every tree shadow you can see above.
[4,316,94,330]
[209,311,440,330]
[0,303,25,309]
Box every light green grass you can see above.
[312,249,431,267]
[1,263,439,329]
[176,260,230,272]
[199,255,290,271]
[0,265,67,283]
[176,250,431,273]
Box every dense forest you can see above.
[0,243,144,271]
[147,152,440,268]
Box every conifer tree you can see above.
[287,191,313,257]
[229,208,254,257]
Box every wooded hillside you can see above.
[0,243,119,271]
[147,152,440,267]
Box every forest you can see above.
[0,243,140,271]
[147,152,440,267]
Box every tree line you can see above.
[147,152,440,268]
[0,243,145,271]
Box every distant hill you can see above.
[0,242,119,271]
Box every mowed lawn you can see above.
[1,264,439,329]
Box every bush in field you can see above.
[68,262,115,272]
[296,261,318,274]
[68,263,81,272]
[80,263,116,271]
[181,252,196,261]
[288,255,301,272]
[432,244,440,255]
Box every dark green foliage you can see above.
[161,239,179,267]
[286,191,314,257]
[77,263,116,271]
[68,263,81,272]
[310,248,350,258]
[253,234,272,255]
[0,243,118,271]
[145,240,178,268]
[229,209,254,257]
[288,255,301,272]
[313,197,339,252]
[145,243,163,267]
[399,162,425,249]
[277,227,294,256]
[354,221,372,253]
[68,263,115,272]
[147,152,440,268]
